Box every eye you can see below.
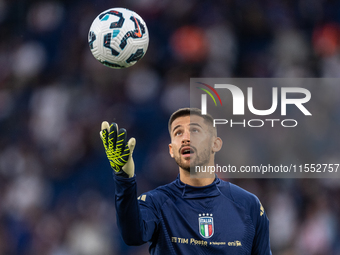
[190,127,199,133]
[175,130,182,136]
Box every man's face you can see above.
[168,115,215,172]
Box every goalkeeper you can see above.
[100,108,272,255]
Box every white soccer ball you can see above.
[88,8,149,69]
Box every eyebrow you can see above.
[189,123,202,128]
[172,125,181,133]
[172,122,202,133]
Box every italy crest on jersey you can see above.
[198,214,214,238]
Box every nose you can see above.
[181,130,190,144]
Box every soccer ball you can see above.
[88,8,149,69]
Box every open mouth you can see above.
[180,146,194,157]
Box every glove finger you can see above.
[101,121,110,134]
[117,128,128,152]
[100,130,108,150]
[118,128,130,164]
[100,121,110,149]
[109,123,118,150]
[127,138,136,154]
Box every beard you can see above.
[174,145,211,172]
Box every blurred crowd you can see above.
[0,0,340,254]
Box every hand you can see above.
[100,121,136,178]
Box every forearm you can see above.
[101,121,146,244]
[114,175,145,246]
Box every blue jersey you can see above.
[115,175,272,255]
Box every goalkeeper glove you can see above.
[100,121,136,178]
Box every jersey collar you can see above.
[175,175,221,199]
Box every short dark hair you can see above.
[168,108,216,135]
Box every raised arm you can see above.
[100,121,158,245]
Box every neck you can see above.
[179,168,215,186]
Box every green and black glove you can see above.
[100,121,136,178]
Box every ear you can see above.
[212,137,222,153]
[169,143,174,158]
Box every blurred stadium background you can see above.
[0,0,340,254]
